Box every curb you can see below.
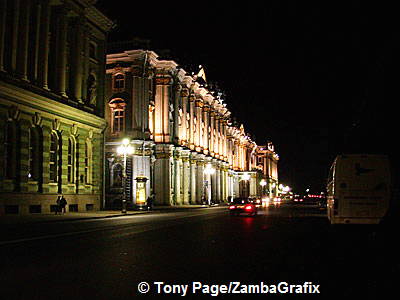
[0,205,227,225]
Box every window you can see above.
[84,139,92,184]
[89,42,97,60]
[49,132,58,182]
[109,98,126,134]
[113,74,125,90]
[28,127,42,181]
[4,122,14,179]
[67,137,76,183]
[113,110,124,133]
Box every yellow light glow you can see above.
[122,138,130,146]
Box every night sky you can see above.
[95,1,399,193]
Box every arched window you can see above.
[109,98,126,134]
[4,121,16,179]
[28,126,43,181]
[67,137,76,183]
[49,132,59,182]
[113,73,125,90]
[84,139,92,184]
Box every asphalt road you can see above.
[0,204,398,299]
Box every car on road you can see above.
[229,197,258,216]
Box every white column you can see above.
[154,144,173,206]
[211,159,217,202]
[57,8,68,97]
[10,0,20,72]
[173,84,181,144]
[173,149,181,205]
[190,155,197,204]
[221,165,227,202]
[216,164,221,203]
[182,153,190,205]
[38,0,50,89]
[196,155,205,204]
[189,95,195,150]
[202,105,209,155]
[17,0,30,81]
[72,19,83,102]
[180,88,189,145]
[250,173,257,197]
[195,99,202,151]
[209,110,215,156]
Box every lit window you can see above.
[113,74,125,90]
[84,140,92,184]
[67,137,76,183]
[4,121,15,179]
[49,132,58,182]
[28,127,42,181]
[109,98,126,134]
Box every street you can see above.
[0,204,398,299]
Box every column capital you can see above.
[154,75,172,85]
[195,99,204,108]
[180,87,189,97]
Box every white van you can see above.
[326,154,391,224]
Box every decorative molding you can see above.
[7,105,20,121]
[32,112,42,127]
[52,119,61,131]
[70,123,79,137]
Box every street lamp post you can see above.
[117,138,134,213]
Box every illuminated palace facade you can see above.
[0,0,112,214]
[105,50,279,207]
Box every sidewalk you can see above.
[0,204,220,225]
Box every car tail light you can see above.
[229,205,236,210]
[245,205,253,211]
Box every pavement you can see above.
[0,204,224,225]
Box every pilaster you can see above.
[38,0,50,89]
[189,152,197,204]
[173,147,182,205]
[181,150,191,205]
[57,7,68,97]
[17,0,30,81]
[195,153,205,204]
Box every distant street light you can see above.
[203,164,215,206]
[117,138,134,213]
[242,173,250,181]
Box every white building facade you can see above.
[104,49,279,208]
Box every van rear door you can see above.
[335,155,390,219]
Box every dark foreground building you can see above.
[0,0,112,215]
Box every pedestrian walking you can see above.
[147,193,154,211]
[55,195,62,215]
[60,195,67,214]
